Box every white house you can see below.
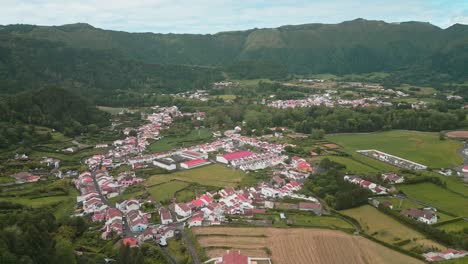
[175,203,192,217]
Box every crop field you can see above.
[193,227,423,264]
[326,130,463,168]
[145,164,247,188]
[342,205,444,251]
[398,183,468,217]
[148,128,212,152]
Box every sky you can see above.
[0,0,467,34]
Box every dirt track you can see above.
[193,227,423,264]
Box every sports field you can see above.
[398,183,468,217]
[326,130,463,168]
[145,164,247,188]
[342,205,444,250]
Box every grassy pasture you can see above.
[148,128,212,152]
[398,183,468,217]
[342,205,444,250]
[147,181,189,202]
[326,130,463,168]
[145,164,247,188]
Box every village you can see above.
[68,104,324,262]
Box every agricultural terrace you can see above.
[326,130,463,168]
[193,227,423,264]
[144,164,247,188]
[0,179,79,219]
[398,183,468,217]
[342,205,444,251]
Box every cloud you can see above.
[0,0,466,33]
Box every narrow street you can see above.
[90,163,134,236]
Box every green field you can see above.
[147,181,189,202]
[398,183,468,217]
[287,214,353,229]
[327,130,463,168]
[342,205,444,250]
[145,164,247,188]
[437,219,468,233]
[324,156,379,174]
[148,128,212,152]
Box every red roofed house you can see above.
[180,159,211,169]
[188,216,203,227]
[122,237,138,248]
[216,151,253,164]
[296,161,312,173]
[159,207,173,225]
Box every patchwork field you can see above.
[193,227,423,264]
[326,130,463,168]
[342,205,444,251]
[398,183,468,217]
[145,164,247,188]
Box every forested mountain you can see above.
[0,19,467,104]
[2,19,467,78]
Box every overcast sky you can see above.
[0,0,467,33]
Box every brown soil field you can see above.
[446,131,468,138]
[193,227,423,264]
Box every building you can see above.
[179,150,208,160]
[216,151,253,164]
[381,173,404,184]
[401,208,437,224]
[159,207,173,225]
[175,203,192,217]
[180,159,211,169]
[153,158,177,171]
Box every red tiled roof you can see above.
[182,159,209,167]
[122,237,138,247]
[191,199,205,207]
[222,151,253,161]
[177,203,191,212]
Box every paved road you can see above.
[161,247,178,264]
[180,228,201,264]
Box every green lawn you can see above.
[398,183,468,217]
[148,128,212,152]
[145,164,247,188]
[326,130,463,168]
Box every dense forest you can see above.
[0,87,110,147]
